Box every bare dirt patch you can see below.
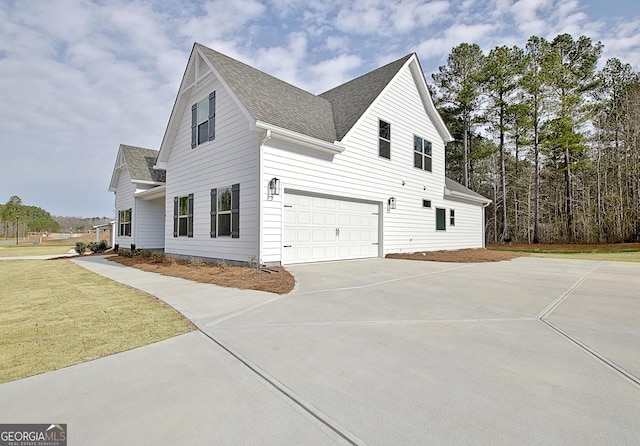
[386,248,526,263]
[108,256,295,294]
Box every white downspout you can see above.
[482,202,491,248]
[258,129,272,265]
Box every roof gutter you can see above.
[444,187,491,205]
[254,121,345,155]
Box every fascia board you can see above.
[255,121,345,155]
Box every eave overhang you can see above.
[254,121,345,155]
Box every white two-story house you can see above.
[109,43,490,265]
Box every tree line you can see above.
[0,195,111,240]
[431,34,639,244]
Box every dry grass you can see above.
[109,255,296,295]
[0,260,195,383]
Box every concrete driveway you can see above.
[1,256,639,445]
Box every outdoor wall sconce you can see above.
[269,177,281,195]
[388,197,396,210]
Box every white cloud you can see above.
[307,54,363,92]
[334,0,385,34]
[178,0,266,43]
[390,0,449,31]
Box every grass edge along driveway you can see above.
[0,259,195,384]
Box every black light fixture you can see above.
[269,177,281,195]
[388,197,396,210]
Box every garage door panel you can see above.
[283,192,379,264]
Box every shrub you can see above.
[118,250,134,258]
[218,259,228,273]
[139,249,153,259]
[87,240,108,254]
[74,242,87,254]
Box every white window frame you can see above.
[118,209,131,237]
[414,135,432,172]
[379,119,391,159]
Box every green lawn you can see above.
[0,259,194,383]
[0,244,73,257]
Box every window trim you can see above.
[436,207,446,231]
[379,119,391,159]
[118,208,131,237]
[414,135,432,172]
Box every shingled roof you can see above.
[319,54,413,141]
[444,177,490,203]
[198,44,337,143]
[120,145,165,183]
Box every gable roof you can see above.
[109,145,165,192]
[157,44,453,166]
[319,55,413,141]
[198,45,337,143]
[121,145,165,183]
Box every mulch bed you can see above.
[108,256,295,294]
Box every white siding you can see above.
[135,196,165,249]
[163,71,259,263]
[114,168,135,248]
[262,62,485,263]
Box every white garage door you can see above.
[283,192,380,264]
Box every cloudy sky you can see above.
[1,0,638,218]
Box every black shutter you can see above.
[191,103,197,148]
[210,188,217,238]
[126,208,132,236]
[173,197,178,237]
[208,91,216,141]
[231,183,240,238]
[117,211,121,237]
[187,193,194,238]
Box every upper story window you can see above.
[414,135,432,172]
[379,120,391,159]
[191,91,216,148]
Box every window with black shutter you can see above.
[174,195,193,237]
[211,183,239,238]
[191,91,216,148]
